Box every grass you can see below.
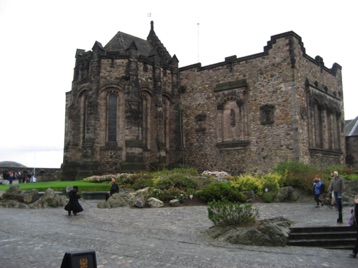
[0,181,111,194]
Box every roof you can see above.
[104,31,153,56]
[345,116,358,136]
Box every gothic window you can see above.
[108,94,117,142]
[260,105,275,125]
[141,91,152,149]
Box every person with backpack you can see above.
[313,175,324,208]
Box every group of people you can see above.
[64,177,119,216]
[312,171,358,258]
[313,171,345,222]
[1,170,35,184]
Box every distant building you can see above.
[345,116,358,169]
[62,21,345,180]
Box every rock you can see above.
[97,188,168,209]
[105,191,134,208]
[147,197,164,208]
[0,187,66,209]
[131,187,150,208]
[206,217,292,247]
[19,189,40,204]
[275,186,300,202]
[169,199,180,207]
[2,185,22,200]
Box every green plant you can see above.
[148,187,187,202]
[229,174,261,193]
[196,182,247,203]
[262,192,276,203]
[273,161,318,192]
[207,200,259,226]
[132,178,153,190]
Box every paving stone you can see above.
[0,199,357,267]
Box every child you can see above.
[313,175,324,208]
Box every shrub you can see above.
[132,178,153,190]
[152,177,174,190]
[196,182,247,203]
[148,187,187,202]
[274,161,318,192]
[229,174,261,193]
[262,192,276,203]
[259,172,282,194]
[207,200,259,226]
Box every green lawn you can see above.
[0,181,111,193]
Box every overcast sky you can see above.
[0,0,357,168]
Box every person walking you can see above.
[327,171,345,223]
[313,175,324,208]
[106,177,119,201]
[349,195,358,258]
[64,186,83,216]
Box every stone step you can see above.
[288,226,357,249]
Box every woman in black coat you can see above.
[64,186,83,216]
[350,195,358,258]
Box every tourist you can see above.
[106,177,119,201]
[313,175,324,208]
[349,195,358,258]
[64,186,83,216]
[329,172,336,209]
[8,171,14,184]
[327,171,345,223]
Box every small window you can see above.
[108,94,117,142]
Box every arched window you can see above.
[108,94,117,142]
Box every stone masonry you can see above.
[62,22,344,180]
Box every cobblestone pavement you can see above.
[0,198,357,268]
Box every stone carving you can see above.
[260,105,275,125]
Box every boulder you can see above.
[35,188,67,208]
[0,186,66,209]
[169,199,180,207]
[206,216,292,247]
[18,189,40,204]
[97,191,133,209]
[275,186,300,202]
[2,185,22,200]
[97,188,167,209]
[131,187,150,208]
[148,197,164,208]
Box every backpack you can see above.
[320,183,325,193]
[349,208,357,227]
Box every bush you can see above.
[262,192,276,203]
[132,178,153,190]
[274,161,318,192]
[196,182,247,203]
[148,187,187,202]
[208,200,259,226]
[229,174,261,193]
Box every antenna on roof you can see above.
[197,22,200,63]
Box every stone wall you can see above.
[179,32,343,174]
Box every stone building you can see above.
[62,21,345,180]
[345,116,358,169]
